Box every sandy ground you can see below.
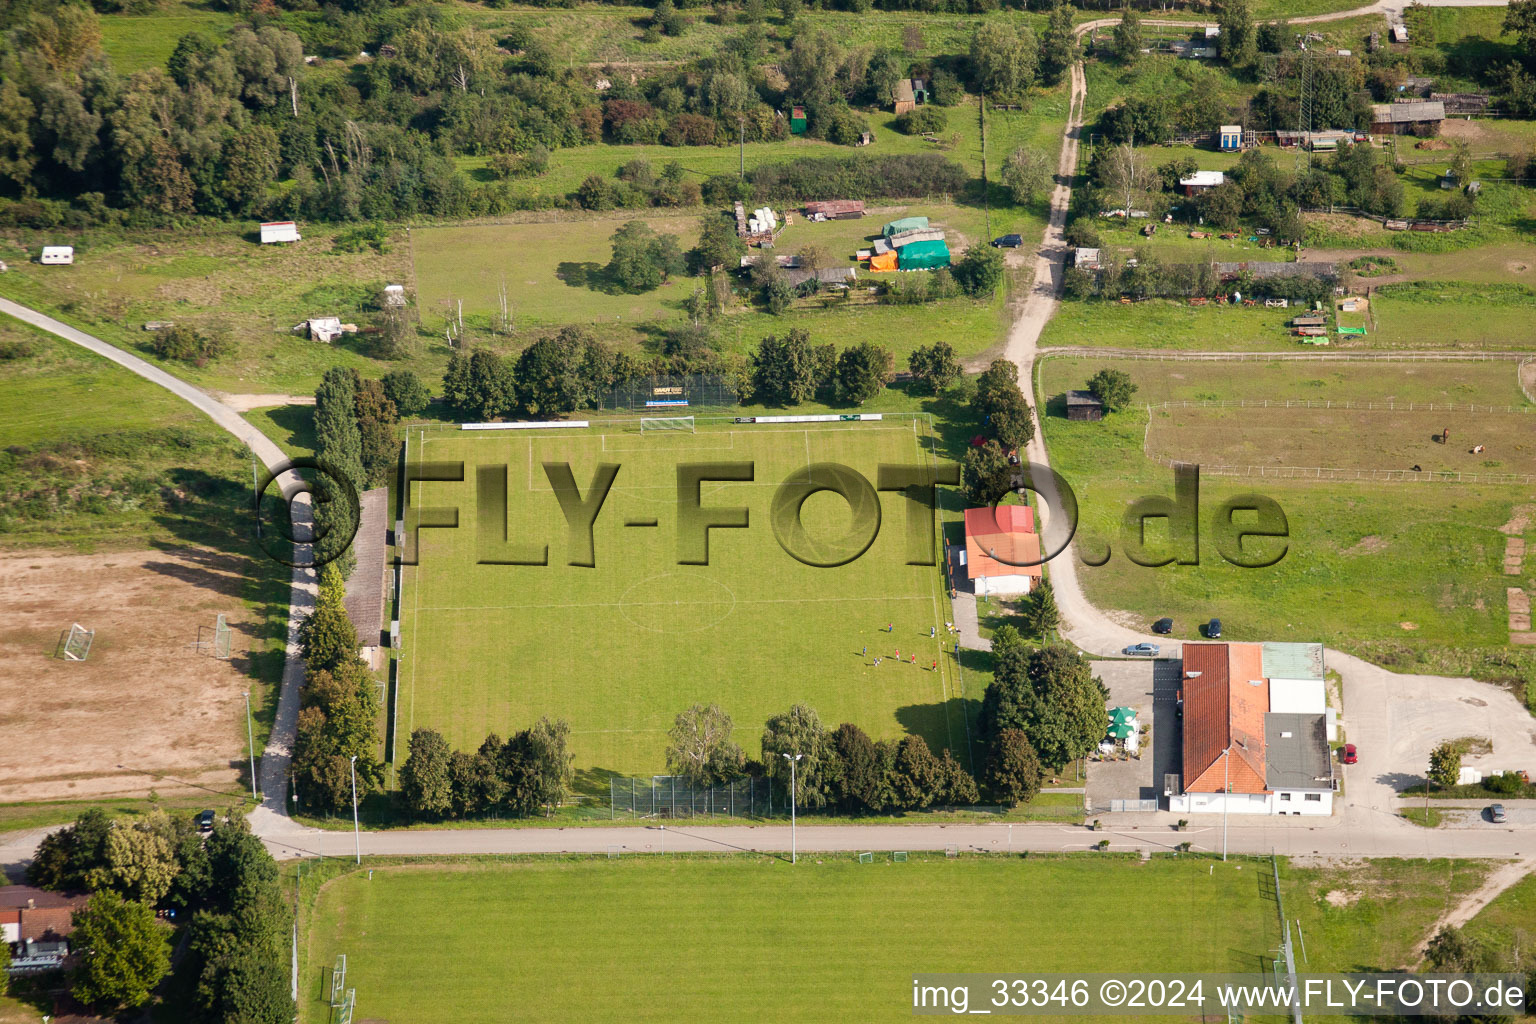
[214,392,315,412]
[0,547,260,803]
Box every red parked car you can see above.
[1340,744,1358,765]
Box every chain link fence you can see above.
[595,373,739,413]
[610,775,781,819]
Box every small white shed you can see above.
[40,246,75,265]
[260,221,302,244]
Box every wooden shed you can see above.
[1065,390,1104,421]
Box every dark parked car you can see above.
[1340,744,1357,765]
[1487,804,1506,823]
[196,809,215,833]
[1152,617,1173,634]
[991,234,1023,248]
[1205,618,1222,638]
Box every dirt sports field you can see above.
[0,547,258,803]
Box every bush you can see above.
[819,105,871,146]
[894,106,947,135]
[148,324,229,366]
[663,113,721,147]
[381,370,430,417]
[952,244,1005,296]
[1064,220,1100,248]
[332,222,391,254]
[746,153,966,202]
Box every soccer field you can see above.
[300,855,1484,1023]
[398,417,971,780]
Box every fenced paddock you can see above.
[1144,401,1536,483]
[393,414,972,781]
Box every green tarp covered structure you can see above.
[882,216,929,238]
[897,238,950,269]
[1107,707,1138,740]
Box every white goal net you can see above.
[213,614,232,659]
[640,415,695,434]
[61,623,95,661]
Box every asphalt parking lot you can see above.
[1084,658,1183,810]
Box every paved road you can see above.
[0,297,290,474]
[258,813,1536,863]
[3,0,1526,869]
[0,297,315,829]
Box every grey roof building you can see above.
[1263,713,1335,793]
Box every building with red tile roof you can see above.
[961,505,1042,597]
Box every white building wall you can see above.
[1170,789,1331,816]
[1,921,17,943]
[975,573,1033,597]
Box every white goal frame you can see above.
[61,623,95,661]
[640,415,695,434]
[213,614,232,659]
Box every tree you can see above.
[751,329,822,405]
[102,820,178,906]
[908,341,961,394]
[442,350,516,422]
[835,341,893,404]
[985,728,1042,806]
[70,891,170,1012]
[1086,368,1138,412]
[666,703,747,786]
[1427,741,1461,790]
[1038,6,1079,86]
[1112,9,1143,65]
[354,378,398,488]
[1218,0,1257,66]
[962,440,1014,506]
[29,807,113,892]
[400,729,455,819]
[606,220,686,293]
[972,359,1034,449]
[1507,0,1536,63]
[1100,143,1155,218]
[0,80,38,193]
[202,946,291,1024]
[1002,146,1051,206]
[312,367,365,569]
[761,704,835,809]
[695,211,746,270]
[891,735,944,808]
[1018,578,1060,642]
[503,718,573,817]
[381,370,430,417]
[1018,647,1109,771]
[970,22,1038,98]
[953,244,1006,297]
[830,722,885,813]
[516,328,592,417]
[299,564,355,674]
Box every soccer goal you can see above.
[60,623,95,662]
[213,614,232,659]
[640,415,695,434]
[330,955,347,1007]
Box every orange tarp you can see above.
[868,250,898,272]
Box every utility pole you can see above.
[349,755,361,865]
[1221,745,1232,862]
[244,691,258,801]
[782,752,803,864]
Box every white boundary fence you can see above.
[1148,398,1534,414]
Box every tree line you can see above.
[27,808,291,1023]
[0,0,1060,228]
[291,561,384,814]
[398,720,573,820]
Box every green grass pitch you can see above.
[398,418,973,782]
[300,855,1485,1023]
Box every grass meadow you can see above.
[298,854,1489,1024]
[1036,356,1535,659]
[399,417,972,780]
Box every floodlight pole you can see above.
[1221,745,1232,863]
[244,692,257,801]
[782,753,803,865]
[349,755,361,865]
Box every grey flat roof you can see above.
[1065,390,1102,406]
[1261,641,1324,681]
[1264,713,1333,790]
[344,487,389,647]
